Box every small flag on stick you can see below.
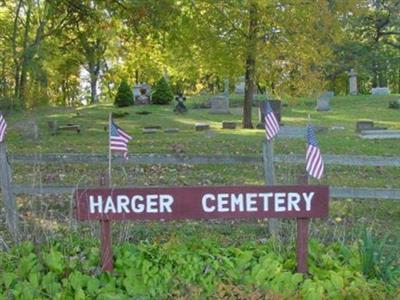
[109,120,132,159]
[306,124,324,180]
[0,113,7,143]
[263,101,280,140]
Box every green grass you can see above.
[5,94,400,156]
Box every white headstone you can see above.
[371,87,390,95]
[348,69,358,95]
[235,76,245,94]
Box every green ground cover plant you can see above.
[0,233,398,299]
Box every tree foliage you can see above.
[0,0,399,115]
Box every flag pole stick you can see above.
[108,112,112,187]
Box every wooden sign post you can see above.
[75,185,329,273]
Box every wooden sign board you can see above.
[74,185,329,273]
[75,185,329,221]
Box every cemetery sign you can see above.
[75,185,329,220]
[75,184,329,273]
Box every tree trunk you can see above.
[12,0,23,101]
[18,1,33,105]
[242,2,258,129]
[88,61,100,104]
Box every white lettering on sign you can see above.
[287,193,300,211]
[88,194,175,214]
[202,193,216,212]
[231,194,244,212]
[259,193,273,211]
[303,192,314,211]
[274,193,286,212]
[87,192,316,215]
[200,192,316,213]
[90,195,103,213]
[246,193,258,212]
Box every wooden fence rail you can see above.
[11,184,400,200]
[9,153,400,167]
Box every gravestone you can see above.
[133,83,152,105]
[195,123,210,131]
[371,87,390,95]
[164,128,180,133]
[235,76,245,94]
[223,79,229,97]
[222,121,236,129]
[359,130,400,139]
[348,69,358,95]
[257,100,281,129]
[316,91,334,111]
[356,120,374,132]
[143,128,160,134]
[14,119,39,140]
[209,96,230,114]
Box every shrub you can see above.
[152,77,174,105]
[114,80,133,107]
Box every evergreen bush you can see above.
[152,77,174,105]
[114,80,133,107]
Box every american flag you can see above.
[306,124,324,180]
[109,120,132,159]
[264,101,280,140]
[0,113,7,143]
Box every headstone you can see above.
[14,119,39,139]
[223,79,229,97]
[316,92,333,111]
[144,125,161,130]
[371,87,390,95]
[164,128,180,133]
[356,120,374,132]
[257,100,281,128]
[143,128,160,134]
[134,83,152,105]
[195,123,210,131]
[222,121,236,129]
[348,69,358,95]
[359,130,400,139]
[209,96,230,114]
[235,76,245,94]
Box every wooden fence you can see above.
[7,152,400,200]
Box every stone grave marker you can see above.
[348,69,358,95]
[209,96,230,114]
[316,91,333,112]
[222,121,236,129]
[143,128,160,134]
[360,130,400,139]
[195,123,210,131]
[14,119,39,140]
[134,83,152,105]
[235,76,245,94]
[164,128,180,133]
[257,100,281,129]
[371,87,390,95]
[356,120,374,132]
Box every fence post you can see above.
[0,142,19,242]
[296,170,309,273]
[99,173,113,272]
[262,140,279,238]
